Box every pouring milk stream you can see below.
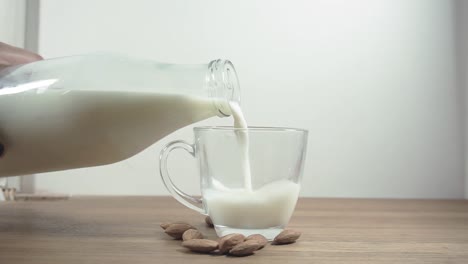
[204,102,300,229]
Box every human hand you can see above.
[0,42,43,70]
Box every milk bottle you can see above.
[0,53,240,177]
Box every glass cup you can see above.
[159,126,308,239]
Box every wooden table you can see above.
[1,197,467,263]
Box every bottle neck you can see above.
[206,59,240,117]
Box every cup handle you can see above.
[159,140,205,214]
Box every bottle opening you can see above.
[207,59,240,117]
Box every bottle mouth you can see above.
[207,59,240,117]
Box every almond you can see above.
[182,229,204,241]
[182,239,218,253]
[160,221,188,230]
[164,223,196,239]
[273,229,301,245]
[205,216,214,227]
[218,233,245,254]
[245,234,268,248]
[160,222,171,230]
[229,240,262,256]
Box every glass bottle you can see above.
[0,53,240,176]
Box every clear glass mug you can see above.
[159,127,308,239]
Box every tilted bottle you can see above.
[0,53,240,176]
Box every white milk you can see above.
[206,103,299,231]
[204,180,300,229]
[229,102,252,190]
[0,90,219,177]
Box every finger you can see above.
[0,42,43,67]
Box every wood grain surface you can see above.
[0,197,467,263]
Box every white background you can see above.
[2,0,467,198]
